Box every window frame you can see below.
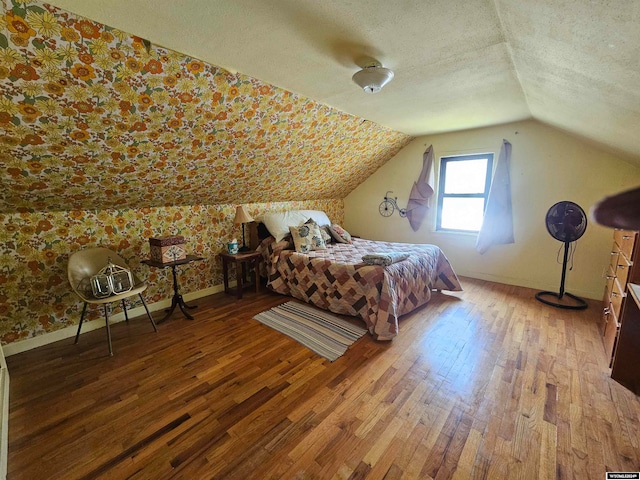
[436,152,494,233]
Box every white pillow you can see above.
[299,210,331,226]
[260,210,331,242]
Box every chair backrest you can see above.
[67,247,138,295]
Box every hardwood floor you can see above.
[6,277,640,479]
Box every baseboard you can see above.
[0,345,8,480]
[458,271,603,301]
[3,283,231,357]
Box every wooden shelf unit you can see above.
[612,283,640,394]
[600,229,640,371]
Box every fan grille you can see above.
[545,201,587,243]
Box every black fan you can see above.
[535,201,588,310]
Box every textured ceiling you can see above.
[45,0,640,163]
[0,0,411,213]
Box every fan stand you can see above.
[535,241,588,310]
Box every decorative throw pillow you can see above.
[328,223,352,244]
[305,218,332,244]
[259,210,331,242]
[321,226,333,244]
[289,223,327,253]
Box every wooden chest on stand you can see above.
[149,236,186,263]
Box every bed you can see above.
[251,211,462,340]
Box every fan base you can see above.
[535,291,588,310]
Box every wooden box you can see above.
[149,235,186,263]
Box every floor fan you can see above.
[535,201,588,310]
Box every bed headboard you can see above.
[248,221,271,249]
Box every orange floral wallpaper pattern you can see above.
[0,0,411,347]
[0,200,344,345]
[0,0,412,213]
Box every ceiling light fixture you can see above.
[352,62,394,94]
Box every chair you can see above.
[67,247,158,355]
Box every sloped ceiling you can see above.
[44,0,640,163]
[0,0,411,213]
[3,0,640,214]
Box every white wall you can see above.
[344,120,640,300]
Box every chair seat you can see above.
[74,282,148,305]
[68,247,157,355]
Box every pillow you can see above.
[305,218,332,244]
[289,223,327,253]
[321,226,333,244]
[259,210,331,242]
[328,223,352,244]
[300,210,331,226]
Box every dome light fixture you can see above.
[352,62,394,93]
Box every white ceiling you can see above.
[47,0,640,164]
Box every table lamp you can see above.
[234,205,254,252]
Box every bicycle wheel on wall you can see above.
[379,201,394,217]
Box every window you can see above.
[436,153,494,232]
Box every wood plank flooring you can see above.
[6,277,640,479]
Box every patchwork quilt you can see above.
[258,237,462,340]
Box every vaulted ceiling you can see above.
[46,0,640,162]
[0,0,411,213]
[2,0,639,214]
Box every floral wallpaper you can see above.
[0,0,411,347]
[0,199,343,345]
[0,0,412,213]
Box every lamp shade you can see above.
[234,205,254,224]
[352,65,394,93]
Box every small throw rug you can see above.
[254,301,368,362]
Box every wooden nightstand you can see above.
[219,251,262,299]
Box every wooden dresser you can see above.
[600,229,640,367]
[612,283,640,394]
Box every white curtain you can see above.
[476,139,514,254]
[406,145,435,231]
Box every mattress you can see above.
[258,237,462,340]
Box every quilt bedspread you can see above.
[259,237,462,340]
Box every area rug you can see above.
[253,301,368,362]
